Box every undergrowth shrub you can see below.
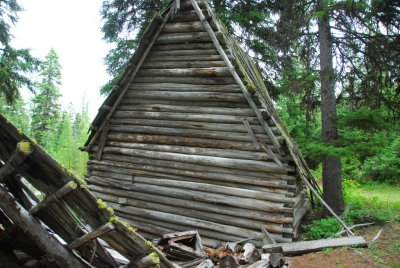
[305,217,341,239]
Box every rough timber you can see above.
[84,0,311,247]
[0,113,174,267]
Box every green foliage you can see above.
[363,138,400,184]
[0,0,39,103]
[305,217,341,239]
[0,95,30,135]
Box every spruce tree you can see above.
[30,48,62,150]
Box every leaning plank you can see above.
[0,141,32,182]
[29,181,77,215]
[67,223,115,250]
[262,236,368,256]
[0,186,85,267]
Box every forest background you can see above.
[1,0,399,217]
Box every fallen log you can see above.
[262,236,368,256]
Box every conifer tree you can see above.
[30,48,62,150]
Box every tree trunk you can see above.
[317,0,344,216]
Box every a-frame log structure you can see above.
[0,114,174,267]
[84,0,314,247]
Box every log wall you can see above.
[87,0,308,247]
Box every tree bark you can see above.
[317,0,344,216]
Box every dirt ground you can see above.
[286,222,400,268]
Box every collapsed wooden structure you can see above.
[0,113,174,267]
[84,0,315,247]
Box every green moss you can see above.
[96,199,107,209]
[148,252,160,267]
[120,219,137,232]
[68,181,78,189]
[108,216,118,224]
[145,240,153,248]
[18,141,32,154]
[79,181,88,189]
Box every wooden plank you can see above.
[149,49,227,56]
[29,181,77,215]
[146,55,226,62]
[152,43,214,51]
[156,32,212,44]
[133,76,236,84]
[243,119,261,150]
[120,98,250,108]
[67,223,115,250]
[170,10,210,23]
[0,141,32,182]
[261,236,368,255]
[96,121,109,160]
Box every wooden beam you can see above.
[262,236,367,256]
[29,181,77,215]
[96,121,110,160]
[0,141,32,182]
[67,223,115,250]
[0,186,85,267]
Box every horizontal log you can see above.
[162,21,206,33]
[101,146,289,173]
[88,184,292,224]
[92,190,291,234]
[88,164,293,196]
[92,154,295,186]
[152,43,214,51]
[137,67,231,77]
[156,32,216,44]
[179,0,204,10]
[112,111,259,124]
[146,55,230,62]
[104,141,282,162]
[120,98,250,108]
[141,61,226,69]
[150,49,220,56]
[117,104,254,116]
[132,76,236,84]
[262,236,367,256]
[128,83,240,92]
[107,132,259,151]
[108,118,277,135]
[170,10,211,23]
[108,125,271,143]
[103,201,286,242]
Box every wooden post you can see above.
[29,181,77,215]
[0,186,85,268]
[0,141,32,182]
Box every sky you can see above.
[12,0,112,119]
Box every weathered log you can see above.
[124,90,245,102]
[155,32,223,44]
[87,179,289,213]
[91,190,291,234]
[146,55,228,62]
[67,223,115,250]
[150,49,221,56]
[29,181,77,215]
[238,243,259,265]
[108,125,271,144]
[262,236,368,256]
[104,202,287,243]
[112,111,261,125]
[131,253,160,268]
[96,121,110,160]
[137,67,232,77]
[170,10,211,23]
[102,146,289,173]
[90,155,295,187]
[117,104,254,116]
[0,186,85,267]
[141,60,226,69]
[128,83,240,92]
[179,0,204,10]
[108,118,277,135]
[103,141,282,162]
[0,141,32,182]
[134,76,236,85]
[152,43,214,51]
[162,21,207,33]
[120,98,250,108]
